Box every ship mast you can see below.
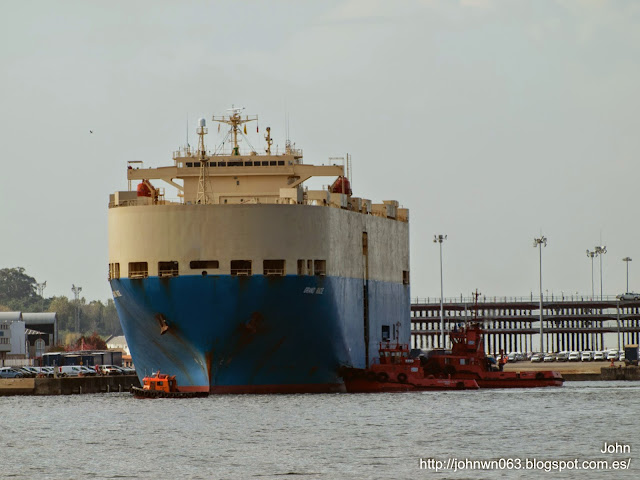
[196,118,212,205]
[212,106,258,156]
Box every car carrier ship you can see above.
[108,108,410,393]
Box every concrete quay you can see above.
[0,375,140,396]
[503,361,640,381]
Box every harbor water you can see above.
[2,382,638,479]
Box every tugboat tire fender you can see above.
[397,373,408,383]
[535,372,544,380]
[456,381,465,390]
[376,372,389,383]
[366,371,377,382]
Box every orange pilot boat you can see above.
[131,371,209,398]
[339,342,479,392]
[422,323,564,388]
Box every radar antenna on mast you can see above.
[212,105,258,156]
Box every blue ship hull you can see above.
[111,275,410,393]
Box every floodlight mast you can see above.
[586,249,598,299]
[434,234,447,348]
[533,236,547,353]
[595,245,607,300]
[71,284,82,333]
[623,257,632,293]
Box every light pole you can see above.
[71,284,82,333]
[595,245,607,300]
[533,236,547,353]
[434,234,447,349]
[586,249,598,300]
[36,281,47,312]
[623,257,632,293]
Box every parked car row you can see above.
[0,365,136,378]
[529,350,626,363]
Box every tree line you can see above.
[0,267,123,339]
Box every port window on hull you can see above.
[128,262,148,279]
[158,261,179,278]
[231,260,252,276]
[263,260,285,276]
[190,260,219,270]
[108,263,120,281]
[307,260,313,275]
[297,259,305,275]
[403,270,410,285]
[314,260,326,276]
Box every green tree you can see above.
[0,267,40,310]
[48,296,75,332]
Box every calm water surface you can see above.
[1,381,638,479]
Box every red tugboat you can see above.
[131,371,209,398]
[339,342,479,392]
[422,323,564,388]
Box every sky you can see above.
[1,0,639,303]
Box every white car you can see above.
[543,353,556,363]
[581,351,592,361]
[568,351,580,362]
[607,350,619,360]
[593,351,605,361]
[531,353,544,363]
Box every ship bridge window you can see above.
[403,270,410,285]
[186,162,193,168]
[218,162,227,167]
[245,161,253,166]
[108,263,120,280]
[128,262,148,279]
[231,260,252,276]
[229,161,243,166]
[314,260,326,276]
[190,260,219,269]
[269,161,277,166]
[158,261,179,278]
[261,161,269,166]
[208,162,216,167]
[194,162,201,167]
[277,161,284,166]
[263,260,285,276]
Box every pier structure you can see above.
[411,295,640,355]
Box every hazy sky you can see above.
[1,0,639,303]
